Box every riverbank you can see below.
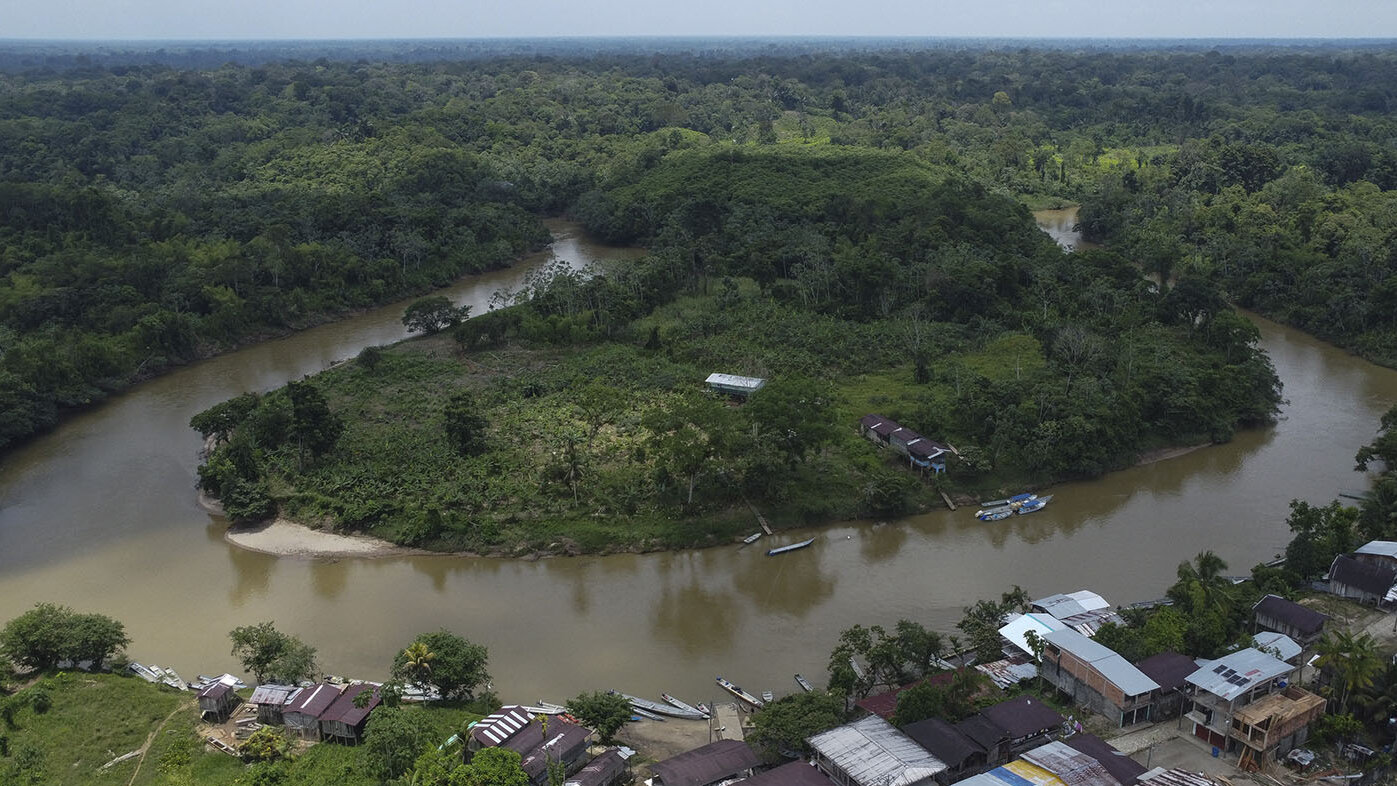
[224,519,418,559]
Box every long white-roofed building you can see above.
[808,714,947,786]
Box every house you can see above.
[1353,541,1397,571]
[1251,595,1328,647]
[736,761,837,786]
[282,682,343,740]
[565,749,628,786]
[706,373,766,399]
[856,415,953,473]
[319,682,381,744]
[1327,555,1397,606]
[901,716,989,782]
[808,714,948,786]
[955,715,1010,769]
[248,684,300,725]
[978,697,1064,756]
[1032,591,1124,637]
[1039,629,1160,727]
[469,705,591,784]
[650,740,760,786]
[858,415,900,445]
[1134,652,1199,720]
[1252,632,1303,665]
[1183,647,1310,755]
[197,681,238,722]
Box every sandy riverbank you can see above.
[1135,442,1211,466]
[224,519,420,559]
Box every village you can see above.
[142,535,1397,786]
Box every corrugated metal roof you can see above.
[809,715,947,786]
[284,682,342,719]
[1062,734,1146,785]
[1329,555,1397,595]
[1252,595,1328,636]
[1034,591,1111,621]
[1137,767,1218,786]
[737,761,836,786]
[1185,648,1292,701]
[567,749,628,786]
[319,683,380,728]
[901,717,984,767]
[198,681,233,701]
[1252,632,1302,662]
[1356,541,1397,559]
[1020,741,1121,786]
[980,697,1063,740]
[472,705,534,746]
[1044,629,1160,697]
[705,373,766,391]
[1000,613,1068,656]
[249,684,299,706]
[976,659,1039,689]
[1134,652,1198,691]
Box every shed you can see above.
[197,681,237,722]
[248,684,300,725]
[651,739,760,786]
[808,714,947,786]
[736,761,837,786]
[1041,628,1160,727]
[282,682,343,740]
[318,682,381,743]
[565,749,628,786]
[1252,595,1328,646]
[979,696,1063,752]
[705,373,766,398]
[1328,555,1397,606]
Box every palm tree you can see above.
[402,641,436,689]
[1170,550,1232,614]
[1316,630,1383,714]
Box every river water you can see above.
[2,212,1395,707]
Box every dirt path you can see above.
[127,699,193,786]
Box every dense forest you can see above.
[6,44,1397,549]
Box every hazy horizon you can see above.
[7,0,1397,41]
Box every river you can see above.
[1,211,1395,706]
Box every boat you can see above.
[128,662,160,683]
[847,657,866,681]
[975,506,1014,521]
[979,492,1037,509]
[1015,495,1053,514]
[614,691,706,720]
[794,674,813,692]
[522,703,566,715]
[715,676,764,708]
[630,706,665,721]
[661,693,710,718]
[742,532,762,545]
[762,690,774,703]
[766,537,816,556]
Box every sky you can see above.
[5,0,1397,40]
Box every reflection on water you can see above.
[0,215,1395,704]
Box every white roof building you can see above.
[1186,648,1293,702]
[808,715,947,786]
[1043,629,1161,697]
[999,613,1067,657]
[705,373,766,397]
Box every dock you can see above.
[940,491,956,511]
[746,500,774,536]
[712,703,746,742]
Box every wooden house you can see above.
[564,749,629,786]
[1328,555,1397,606]
[318,683,381,744]
[248,684,300,725]
[651,740,762,786]
[1252,595,1328,647]
[197,681,237,722]
[282,682,342,741]
[978,697,1063,757]
[1134,651,1199,720]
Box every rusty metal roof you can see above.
[1021,740,1122,786]
[1137,767,1218,786]
[249,684,299,706]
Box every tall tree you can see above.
[390,630,489,700]
[228,622,318,684]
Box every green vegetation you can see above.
[389,631,490,701]
[565,691,632,743]
[193,142,1280,553]
[0,603,129,672]
[747,691,845,757]
[228,622,318,685]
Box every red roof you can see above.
[319,683,381,728]
[283,682,343,719]
[854,672,957,719]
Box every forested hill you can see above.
[5,46,1397,453]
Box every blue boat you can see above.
[977,494,1053,521]
[1016,495,1053,514]
[766,537,816,556]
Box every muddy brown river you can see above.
[1,212,1394,706]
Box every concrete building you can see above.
[1039,629,1160,727]
[1183,647,1323,763]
